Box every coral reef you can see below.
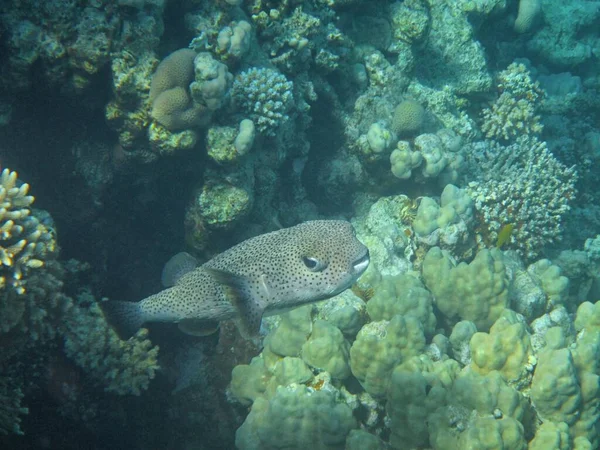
[465,137,576,261]
[2,0,600,447]
[0,167,160,437]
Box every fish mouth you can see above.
[352,249,370,275]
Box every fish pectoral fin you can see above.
[177,318,220,337]
[204,268,265,339]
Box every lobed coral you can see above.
[366,273,437,337]
[389,129,465,185]
[349,315,426,397]
[422,246,510,331]
[235,383,356,450]
[413,184,474,254]
[514,0,542,33]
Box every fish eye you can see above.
[303,256,327,271]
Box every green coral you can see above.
[0,376,27,435]
[301,320,351,379]
[206,125,243,165]
[469,310,535,388]
[193,181,253,231]
[235,384,356,450]
[148,122,198,156]
[349,315,426,397]
[62,295,159,396]
[423,246,509,331]
[265,305,313,357]
[386,356,459,449]
[428,370,528,450]
[366,273,436,336]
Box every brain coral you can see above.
[392,99,426,136]
[149,49,197,104]
[149,48,209,130]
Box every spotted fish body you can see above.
[102,220,369,339]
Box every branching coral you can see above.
[465,137,576,261]
[62,294,159,396]
[231,67,294,136]
[0,167,68,347]
[0,167,55,296]
[0,376,28,435]
[481,63,545,142]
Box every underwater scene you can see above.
[1,0,600,448]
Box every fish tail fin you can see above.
[100,300,145,340]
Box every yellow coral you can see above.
[0,168,54,295]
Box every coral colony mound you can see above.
[2,0,600,449]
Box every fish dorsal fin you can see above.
[204,268,265,339]
[161,252,198,287]
[177,318,220,336]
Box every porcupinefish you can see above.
[102,220,369,339]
